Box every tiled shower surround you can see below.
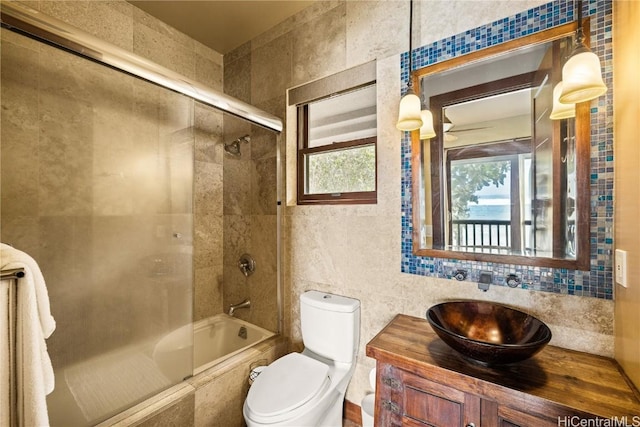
[400,0,614,299]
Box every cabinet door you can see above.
[376,363,403,427]
[401,370,480,427]
[498,406,558,427]
[482,399,558,427]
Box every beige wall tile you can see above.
[248,215,279,332]
[1,35,40,217]
[194,266,224,321]
[291,3,347,86]
[254,94,287,125]
[194,213,223,269]
[251,156,278,216]
[224,49,252,103]
[251,33,293,105]
[196,53,223,93]
[195,161,223,216]
[38,96,93,216]
[346,1,407,67]
[193,341,286,427]
[194,104,224,165]
[375,55,403,216]
[194,39,223,68]
[223,215,251,312]
[250,124,279,161]
[223,157,252,215]
[39,1,134,51]
[133,21,196,80]
[137,392,195,427]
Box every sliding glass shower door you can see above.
[1,28,194,426]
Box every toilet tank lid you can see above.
[300,291,360,313]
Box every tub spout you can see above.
[228,299,250,316]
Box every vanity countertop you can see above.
[366,314,640,420]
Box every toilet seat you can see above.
[246,353,331,419]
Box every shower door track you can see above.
[0,2,283,133]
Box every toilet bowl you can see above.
[243,291,361,427]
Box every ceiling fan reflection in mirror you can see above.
[442,111,495,143]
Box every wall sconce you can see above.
[396,0,423,131]
[397,85,422,131]
[550,82,576,120]
[419,109,436,139]
[559,0,607,104]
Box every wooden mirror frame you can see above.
[411,21,591,270]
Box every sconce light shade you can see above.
[550,82,576,120]
[559,49,607,104]
[396,87,423,131]
[419,109,436,139]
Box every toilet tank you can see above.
[300,291,361,363]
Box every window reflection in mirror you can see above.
[414,23,590,270]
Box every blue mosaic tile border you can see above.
[400,0,614,300]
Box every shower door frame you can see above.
[0,1,285,338]
[0,2,282,133]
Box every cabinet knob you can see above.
[466,424,476,427]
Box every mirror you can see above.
[412,22,591,270]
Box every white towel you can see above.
[1,279,11,427]
[1,243,56,427]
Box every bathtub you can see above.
[51,315,277,426]
[153,313,275,377]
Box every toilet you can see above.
[243,290,361,427]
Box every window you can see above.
[297,83,377,204]
[289,61,377,205]
[446,140,531,253]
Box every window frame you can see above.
[287,61,378,205]
[296,89,378,205]
[445,139,531,252]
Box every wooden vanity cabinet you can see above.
[376,362,478,427]
[376,362,556,427]
[367,315,640,427]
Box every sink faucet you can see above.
[478,271,493,292]
[228,299,250,316]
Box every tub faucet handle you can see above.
[238,254,256,277]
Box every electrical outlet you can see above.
[615,249,628,288]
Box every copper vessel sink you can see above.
[426,301,552,365]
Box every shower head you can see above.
[224,135,250,157]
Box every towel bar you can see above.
[0,268,25,280]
